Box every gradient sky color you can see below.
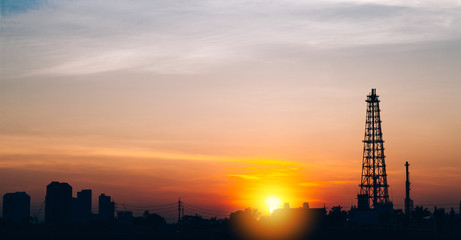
[1,0,461,220]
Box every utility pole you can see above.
[178,198,181,223]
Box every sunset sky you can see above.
[1,0,461,220]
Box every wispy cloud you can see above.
[1,0,460,77]
[0,133,300,168]
[226,174,260,180]
[299,180,353,187]
[299,182,322,187]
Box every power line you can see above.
[115,203,177,207]
[118,205,177,210]
[182,206,228,216]
[115,202,177,209]
[181,202,229,214]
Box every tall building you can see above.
[2,192,30,222]
[359,89,391,209]
[71,197,79,222]
[71,189,92,222]
[45,181,72,224]
[98,193,114,222]
[77,189,92,221]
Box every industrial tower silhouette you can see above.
[359,89,390,208]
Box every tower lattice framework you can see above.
[360,89,389,208]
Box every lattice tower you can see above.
[359,89,390,208]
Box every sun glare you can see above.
[265,196,283,213]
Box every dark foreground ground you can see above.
[1,223,460,240]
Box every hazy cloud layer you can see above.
[1,0,461,77]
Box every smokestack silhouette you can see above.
[404,161,413,217]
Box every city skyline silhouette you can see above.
[2,89,460,240]
[2,88,459,222]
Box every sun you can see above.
[265,196,283,214]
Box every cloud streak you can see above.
[1,0,460,77]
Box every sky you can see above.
[1,0,461,220]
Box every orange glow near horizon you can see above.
[0,133,331,215]
[1,89,461,217]
[2,129,461,216]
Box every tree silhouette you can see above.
[412,206,431,227]
[327,205,347,228]
[133,210,166,229]
[228,208,261,239]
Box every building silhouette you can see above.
[117,211,133,224]
[45,181,72,224]
[303,202,309,209]
[73,189,92,222]
[270,202,327,239]
[2,192,30,222]
[98,193,114,222]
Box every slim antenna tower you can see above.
[359,89,390,208]
[405,161,413,216]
